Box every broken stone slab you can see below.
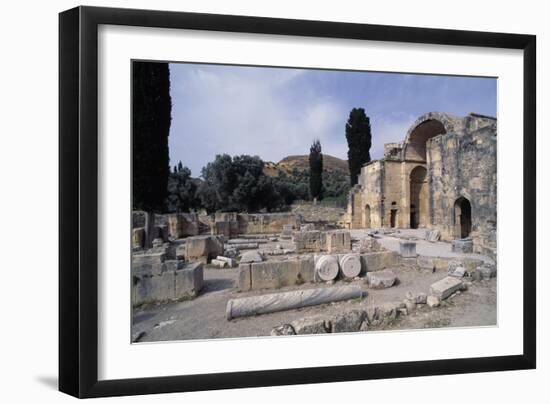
[226,284,363,320]
[300,223,315,231]
[270,324,296,336]
[210,259,228,268]
[399,240,417,258]
[427,295,441,307]
[215,255,236,267]
[330,309,367,333]
[291,316,331,334]
[452,239,473,253]
[450,266,467,278]
[430,276,464,300]
[248,256,314,290]
[426,229,441,242]
[339,253,362,279]
[240,250,264,263]
[315,255,339,281]
[367,270,397,289]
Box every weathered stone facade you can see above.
[346,112,497,255]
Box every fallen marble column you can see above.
[226,285,363,320]
[228,238,268,245]
[315,255,340,281]
[339,253,362,279]
[227,243,259,250]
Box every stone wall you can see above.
[238,256,315,291]
[427,123,497,252]
[211,212,301,236]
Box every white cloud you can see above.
[168,64,347,175]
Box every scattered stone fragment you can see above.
[240,251,264,263]
[291,316,331,334]
[367,270,397,289]
[427,295,441,307]
[426,229,441,242]
[330,310,366,333]
[378,303,398,321]
[270,324,296,336]
[406,291,427,304]
[210,259,228,268]
[450,266,467,278]
[479,263,497,279]
[224,248,238,258]
[430,276,464,300]
[404,299,416,312]
[216,255,236,267]
[359,321,369,331]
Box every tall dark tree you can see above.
[309,139,323,202]
[132,62,172,246]
[345,108,372,186]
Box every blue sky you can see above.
[168,63,496,176]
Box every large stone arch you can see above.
[402,112,461,162]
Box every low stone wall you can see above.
[238,256,315,291]
[359,251,401,272]
[166,213,200,239]
[237,250,400,292]
[132,261,203,306]
[211,212,301,237]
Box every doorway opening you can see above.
[454,197,472,238]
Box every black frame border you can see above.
[59,6,536,398]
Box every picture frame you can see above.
[59,5,536,398]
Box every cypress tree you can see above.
[345,108,372,186]
[132,61,172,213]
[309,139,323,202]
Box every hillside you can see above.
[264,154,349,177]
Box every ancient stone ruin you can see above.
[344,112,497,259]
[131,111,497,342]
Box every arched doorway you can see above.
[454,197,472,238]
[390,201,398,228]
[409,166,428,229]
[363,204,371,228]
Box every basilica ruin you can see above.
[345,112,497,259]
[131,111,498,342]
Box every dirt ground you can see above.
[132,263,497,343]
